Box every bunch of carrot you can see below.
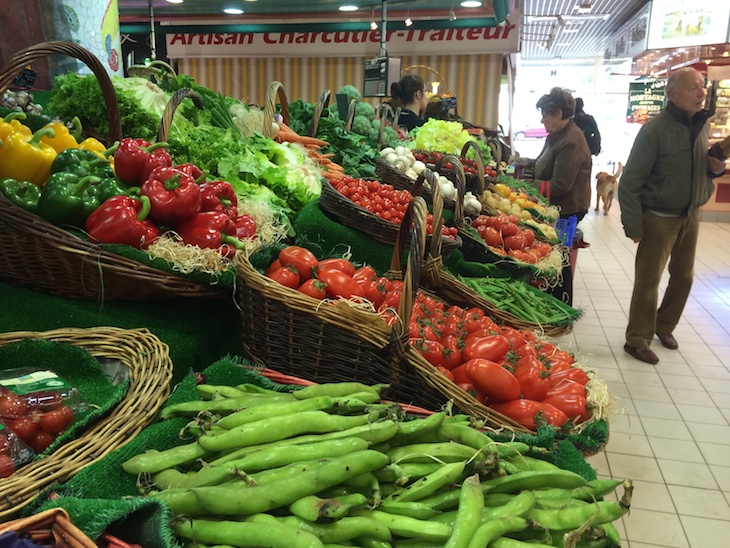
[274,122,346,181]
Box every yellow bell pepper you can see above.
[0,127,58,186]
[41,116,82,153]
[78,136,107,157]
[0,112,31,142]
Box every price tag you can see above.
[11,68,37,89]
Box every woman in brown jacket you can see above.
[534,87,592,222]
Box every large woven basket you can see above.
[0,508,96,547]
[0,327,173,519]
[0,41,229,301]
[237,197,452,410]
[262,80,290,139]
[318,177,462,257]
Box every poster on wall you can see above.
[647,0,730,49]
[627,79,667,124]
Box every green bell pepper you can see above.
[37,173,102,227]
[0,177,41,214]
[97,177,129,203]
[50,148,115,179]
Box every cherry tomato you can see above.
[5,416,38,444]
[317,258,356,278]
[0,394,29,419]
[297,278,327,300]
[0,453,15,478]
[279,246,318,280]
[267,266,301,289]
[317,269,365,300]
[463,335,511,363]
[28,430,55,453]
[542,394,591,423]
[465,358,521,403]
[39,406,74,435]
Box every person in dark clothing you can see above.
[573,98,602,156]
[390,75,428,132]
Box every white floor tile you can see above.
[680,515,730,548]
[669,485,730,520]
[697,441,730,466]
[623,509,689,547]
[605,432,654,458]
[632,399,682,420]
[640,417,694,441]
[676,403,729,426]
[606,453,663,483]
[657,459,719,489]
[647,437,705,464]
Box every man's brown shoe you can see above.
[624,343,659,365]
[656,333,678,350]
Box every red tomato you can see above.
[451,364,471,384]
[500,327,526,349]
[503,234,526,252]
[363,280,388,309]
[463,335,511,363]
[415,340,444,367]
[464,328,500,343]
[0,431,11,454]
[264,259,282,276]
[464,359,521,403]
[500,223,520,238]
[317,269,365,300]
[546,381,587,398]
[380,290,402,311]
[267,266,301,289]
[438,366,455,381]
[551,350,576,365]
[545,357,572,374]
[5,416,38,444]
[542,394,591,423]
[480,226,503,248]
[0,453,15,478]
[279,246,318,280]
[297,279,327,300]
[441,339,463,370]
[39,406,74,435]
[535,402,569,428]
[352,266,376,284]
[446,305,465,319]
[0,394,28,419]
[536,342,556,357]
[522,229,535,247]
[318,258,356,278]
[28,430,55,453]
[548,368,589,387]
[514,363,550,402]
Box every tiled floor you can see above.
[558,202,730,547]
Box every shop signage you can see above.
[647,0,730,50]
[605,3,649,60]
[627,79,667,124]
[165,18,520,58]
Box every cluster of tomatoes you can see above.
[412,150,499,179]
[332,177,459,239]
[266,246,591,432]
[407,293,590,430]
[471,214,553,265]
[0,386,75,476]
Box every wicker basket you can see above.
[0,327,173,519]
[374,158,460,211]
[310,89,331,137]
[0,41,230,301]
[318,177,462,257]
[157,87,203,142]
[263,81,290,139]
[237,197,451,410]
[0,508,97,547]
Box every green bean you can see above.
[215,396,335,429]
[192,450,389,515]
[353,510,452,542]
[445,474,483,548]
[235,383,283,395]
[386,461,466,503]
[377,501,439,520]
[293,382,384,400]
[209,420,399,466]
[332,392,384,407]
[273,515,392,543]
[122,441,207,475]
[160,394,295,420]
[387,442,483,464]
[374,463,411,486]
[196,384,250,400]
[483,493,517,507]
[397,463,443,480]
[532,479,623,503]
[173,518,324,548]
[467,517,534,548]
[482,470,589,494]
[506,455,561,473]
[198,411,379,452]
[489,537,554,548]
[534,497,588,510]
[290,494,368,522]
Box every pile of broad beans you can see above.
[123,381,631,548]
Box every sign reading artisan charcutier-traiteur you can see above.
[165,23,519,58]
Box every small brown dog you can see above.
[595,162,623,215]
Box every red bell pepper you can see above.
[176,211,245,257]
[233,213,257,240]
[199,180,238,217]
[85,195,160,249]
[140,166,201,223]
[175,163,207,183]
[113,138,172,185]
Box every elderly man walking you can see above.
[618,67,727,365]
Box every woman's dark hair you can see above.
[390,75,425,107]
[536,87,576,120]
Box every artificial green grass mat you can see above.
[0,339,127,456]
[0,280,243,385]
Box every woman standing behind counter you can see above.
[390,75,429,132]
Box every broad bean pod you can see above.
[353,510,452,542]
[173,518,324,548]
[444,474,484,548]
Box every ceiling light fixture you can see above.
[223,7,243,14]
[339,4,359,11]
[166,0,184,4]
[575,3,592,14]
[405,4,412,27]
[460,1,482,7]
[450,9,457,21]
[370,7,378,30]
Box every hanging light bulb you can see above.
[370,8,378,30]
[449,8,457,21]
[405,4,413,27]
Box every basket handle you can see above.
[426,169,446,261]
[310,89,331,137]
[263,81,290,139]
[435,154,466,225]
[0,41,122,144]
[377,103,395,149]
[157,88,203,143]
[344,99,358,132]
[460,140,486,195]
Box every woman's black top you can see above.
[398,109,425,132]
